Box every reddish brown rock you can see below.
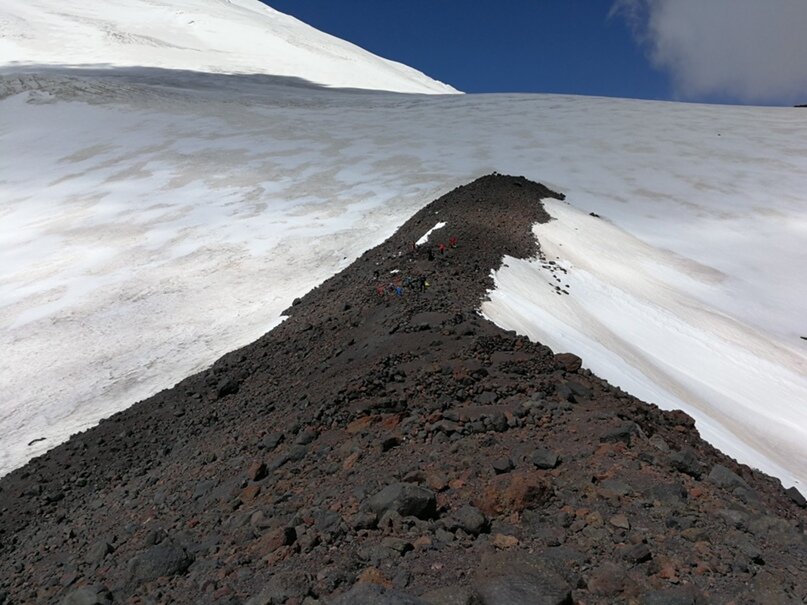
[553,352,582,372]
[476,472,553,516]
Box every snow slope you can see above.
[0,0,456,94]
[1,70,806,489]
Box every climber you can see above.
[416,275,427,292]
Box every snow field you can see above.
[0,0,457,94]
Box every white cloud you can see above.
[612,0,807,104]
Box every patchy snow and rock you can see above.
[1,70,806,488]
[482,199,807,487]
[416,222,446,245]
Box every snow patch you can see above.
[416,222,447,246]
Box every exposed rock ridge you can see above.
[0,174,804,605]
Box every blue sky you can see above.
[266,0,807,106]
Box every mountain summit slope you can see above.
[0,175,804,604]
[0,0,457,93]
[2,72,805,487]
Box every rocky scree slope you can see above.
[0,175,805,605]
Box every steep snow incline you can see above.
[1,73,805,489]
[0,0,456,94]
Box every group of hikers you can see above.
[375,274,429,298]
[372,234,459,299]
[411,235,458,260]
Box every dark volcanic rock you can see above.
[61,585,113,605]
[708,464,750,490]
[330,583,429,605]
[446,504,488,536]
[370,483,437,519]
[127,541,193,583]
[245,571,313,605]
[420,586,476,605]
[640,586,704,605]
[785,486,806,507]
[531,448,559,470]
[474,557,571,605]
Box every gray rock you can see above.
[260,432,284,451]
[640,587,701,605]
[597,479,633,498]
[192,479,217,501]
[314,509,343,534]
[716,508,749,529]
[287,444,309,461]
[645,481,686,504]
[127,541,193,583]
[708,464,750,491]
[216,378,239,399]
[61,585,113,605]
[447,505,488,536]
[369,483,436,519]
[246,571,313,605]
[667,448,701,478]
[491,457,513,474]
[474,560,571,605]
[330,583,429,605]
[555,384,575,403]
[352,511,378,530]
[295,429,319,445]
[85,541,113,565]
[420,586,476,605]
[600,423,638,444]
[621,543,652,564]
[381,537,414,555]
[432,420,462,435]
[785,486,806,507]
[531,448,559,470]
[565,380,591,399]
[490,412,508,432]
[473,553,572,605]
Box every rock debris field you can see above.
[0,175,805,605]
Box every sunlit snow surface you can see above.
[0,0,456,94]
[1,71,806,487]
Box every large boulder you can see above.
[127,541,193,583]
[369,483,437,519]
[707,465,750,491]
